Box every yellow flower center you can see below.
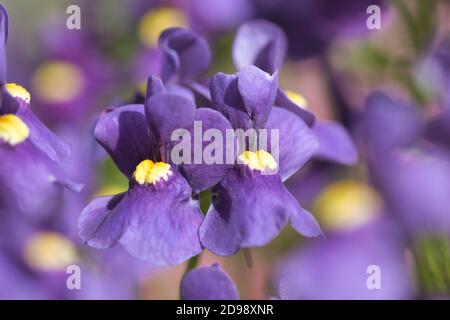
[0,114,30,145]
[285,90,308,109]
[133,159,173,185]
[138,7,188,48]
[313,180,380,231]
[32,61,85,103]
[24,232,79,271]
[238,150,278,172]
[5,83,31,103]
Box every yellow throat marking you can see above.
[133,159,173,185]
[239,150,277,171]
[0,114,30,145]
[5,83,31,103]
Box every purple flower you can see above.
[0,6,79,221]
[199,65,322,256]
[276,217,414,300]
[180,264,239,300]
[79,81,232,265]
[233,20,358,166]
[360,92,450,236]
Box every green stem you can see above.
[186,253,201,272]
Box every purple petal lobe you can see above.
[145,93,196,156]
[238,65,278,129]
[181,264,239,300]
[200,168,295,256]
[159,27,211,83]
[265,107,319,181]
[79,172,204,265]
[233,20,287,74]
[290,205,322,237]
[94,104,154,178]
[119,172,204,265]
[78,193,126,249]
[312,120,358,165]
[180,108,236,193]
[210,72,250,130]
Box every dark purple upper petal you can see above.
[238,65,278,129]
[233,20,287,74]
[145,93,196,162]
[265,107,319,181]
[200,167,311,256]
[210,71,250,129]
[159,27,211,83]
[180,108,236,193]
[210,66,278,130]
[94,104,154,178]
[312,120,358,165]
[180,264,239,300]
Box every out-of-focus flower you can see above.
[276,180,414,300]
[180,264,239,300]
[252,0,387,59]
[360,92,450,236]
[0,5,80,222]
[79,80,233,265]
[199,65,321,256]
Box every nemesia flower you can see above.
[199,64,322,256]
[78,79,232,265]
[180,264,239,300]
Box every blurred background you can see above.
[1,0,450,299]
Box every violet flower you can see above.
[0,5,79,221]
[78,79,232,265]
[199,64,322,256]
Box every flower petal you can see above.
[312,120,358,165]
[159,27,211,83]
[145,93,196,158]
[80,171,204,265]
[233,20,287,74]
[78,193,126,249]
[180,108,236,193]
[238,65,278,129]
[119,172,204,265]
[0,140,69,221]
[210,72,250,130]
[265,107,319,181]
[94,104,154,178]
[200,168,296,256]
[180,264,239,300]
